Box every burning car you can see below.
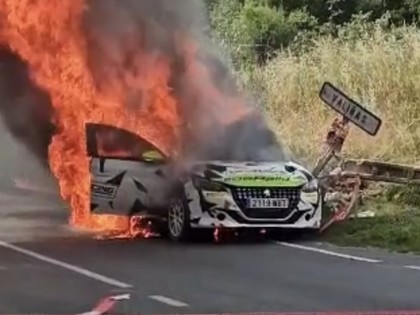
[86,123,322,241]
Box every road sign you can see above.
[319,82,382,136]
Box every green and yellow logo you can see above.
[222,174,306,187]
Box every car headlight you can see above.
[301,179,320,205]
[192,176,225,191]
[302,178,319,193]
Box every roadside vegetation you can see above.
[322,184,420,254]
[206,0,420,253]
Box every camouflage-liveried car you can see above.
[86,123,322,242]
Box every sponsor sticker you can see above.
[223,175,305,187]
[91,183,118,199]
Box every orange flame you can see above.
[0,0,251,237]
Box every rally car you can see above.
[86,123,322,241]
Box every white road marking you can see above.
[0,239,132,288]
[278,242,382,263]
[148,295,189,307]
[405,265,420,271]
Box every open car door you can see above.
[85,123,173,218]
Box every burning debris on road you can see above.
[0,0,286,236]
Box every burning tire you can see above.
[167,197,192,242]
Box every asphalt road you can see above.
[1,188,420,314]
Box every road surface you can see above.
[1,189,420,314]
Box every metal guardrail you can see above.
[340,159,420,184]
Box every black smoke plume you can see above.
[0,47,56,166]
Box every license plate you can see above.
[248,198,289,209]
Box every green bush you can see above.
[208,0,420,28]
[210,0,316,67]
[208,0,420,66]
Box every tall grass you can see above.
[249,21,420,167]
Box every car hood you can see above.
[190,161,315,187]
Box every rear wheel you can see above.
[167,198,191,242]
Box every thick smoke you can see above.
[0,0,289,170]
[82,0,288,162]
[0,47,56,167]
[0,48,69,241]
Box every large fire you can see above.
[0,0,251,237]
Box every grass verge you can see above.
[319,186,420,254]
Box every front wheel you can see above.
[167,198,191,242]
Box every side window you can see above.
[86,123,166,162]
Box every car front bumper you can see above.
[190,187,322,229]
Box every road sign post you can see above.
[314,82,382,232]
[313,82,382,177]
